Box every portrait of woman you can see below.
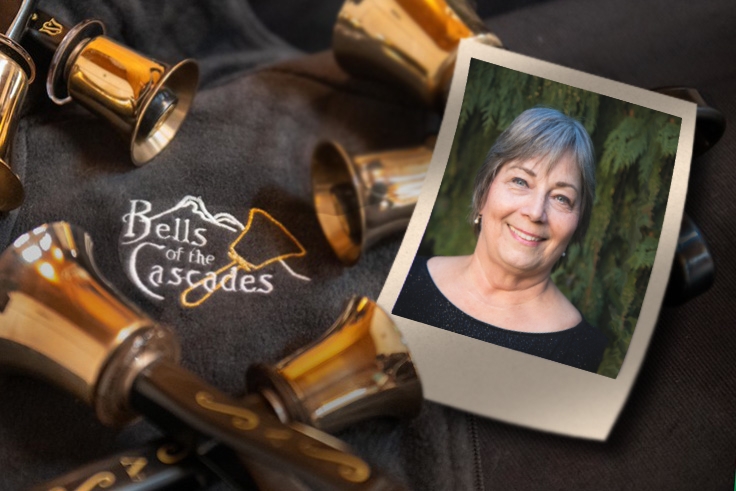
[392,107,609,373]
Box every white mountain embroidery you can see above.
[148,195,245,232]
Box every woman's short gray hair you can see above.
[471,107,596,245]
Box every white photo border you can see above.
[377,40,696,440]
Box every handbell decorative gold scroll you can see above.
[312,137,434,266]
[248,296,423,433]
[333,0,502,107]
[26,10,199,165]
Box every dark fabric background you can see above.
[0,0,734,490]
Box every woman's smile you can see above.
[507,224,545,245]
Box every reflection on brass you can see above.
[333,0,502,106]
[312,138,434,265]
[27,10,199,165]
[0,223,180,425]
[119,457,148,482]
[298,441,371,484]
[156,443,189,465]
[0,0,37,211]
[248,296,423,433]
[48,471,116,491]
[195,391,260,430]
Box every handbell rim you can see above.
[130,58,200,166]
[0,35,35,82]
[311,140,367,266]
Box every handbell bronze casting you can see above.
[0,222,402,491]
[0,0,36,211]
[333,0,502,107]
[26,10,199,165]
[312,138,434,266]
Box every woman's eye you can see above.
[555,195,572,206]
[512,177,528,187]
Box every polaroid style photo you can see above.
[378,40,696,440]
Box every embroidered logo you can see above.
[120,196,309,307]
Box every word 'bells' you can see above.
[0,223,400,491]
[0,0,36,211]
[333,0,502,106]
[26,10,198,165]
[312,138,434,266]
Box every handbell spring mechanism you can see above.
[0,0,37,211]
[25,10,199,165]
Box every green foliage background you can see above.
[420,59,681,378]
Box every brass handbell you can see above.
[0,0,36,211]
[248,296,423,432]
[0,223,401,490]
[34,294,423,491]
[333,0,502,106]
[26,10,199,165]
[312,138,434,266]
[0,222,180,425]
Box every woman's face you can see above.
[478,153,581,278]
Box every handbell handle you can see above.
[130,358,404,491]
[27,440,211,491]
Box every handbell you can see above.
[0,222,181,425]
[248,296,423,433]
[35,295,423,491]
[333,0,502,106]
[26,10,198,165]
[312,138,434,266]
[1,223,398,490]
[0,0,36,211]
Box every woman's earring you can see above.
[562,250,566,257]
[474,214,482,225]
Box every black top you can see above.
[392,256,609,373]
